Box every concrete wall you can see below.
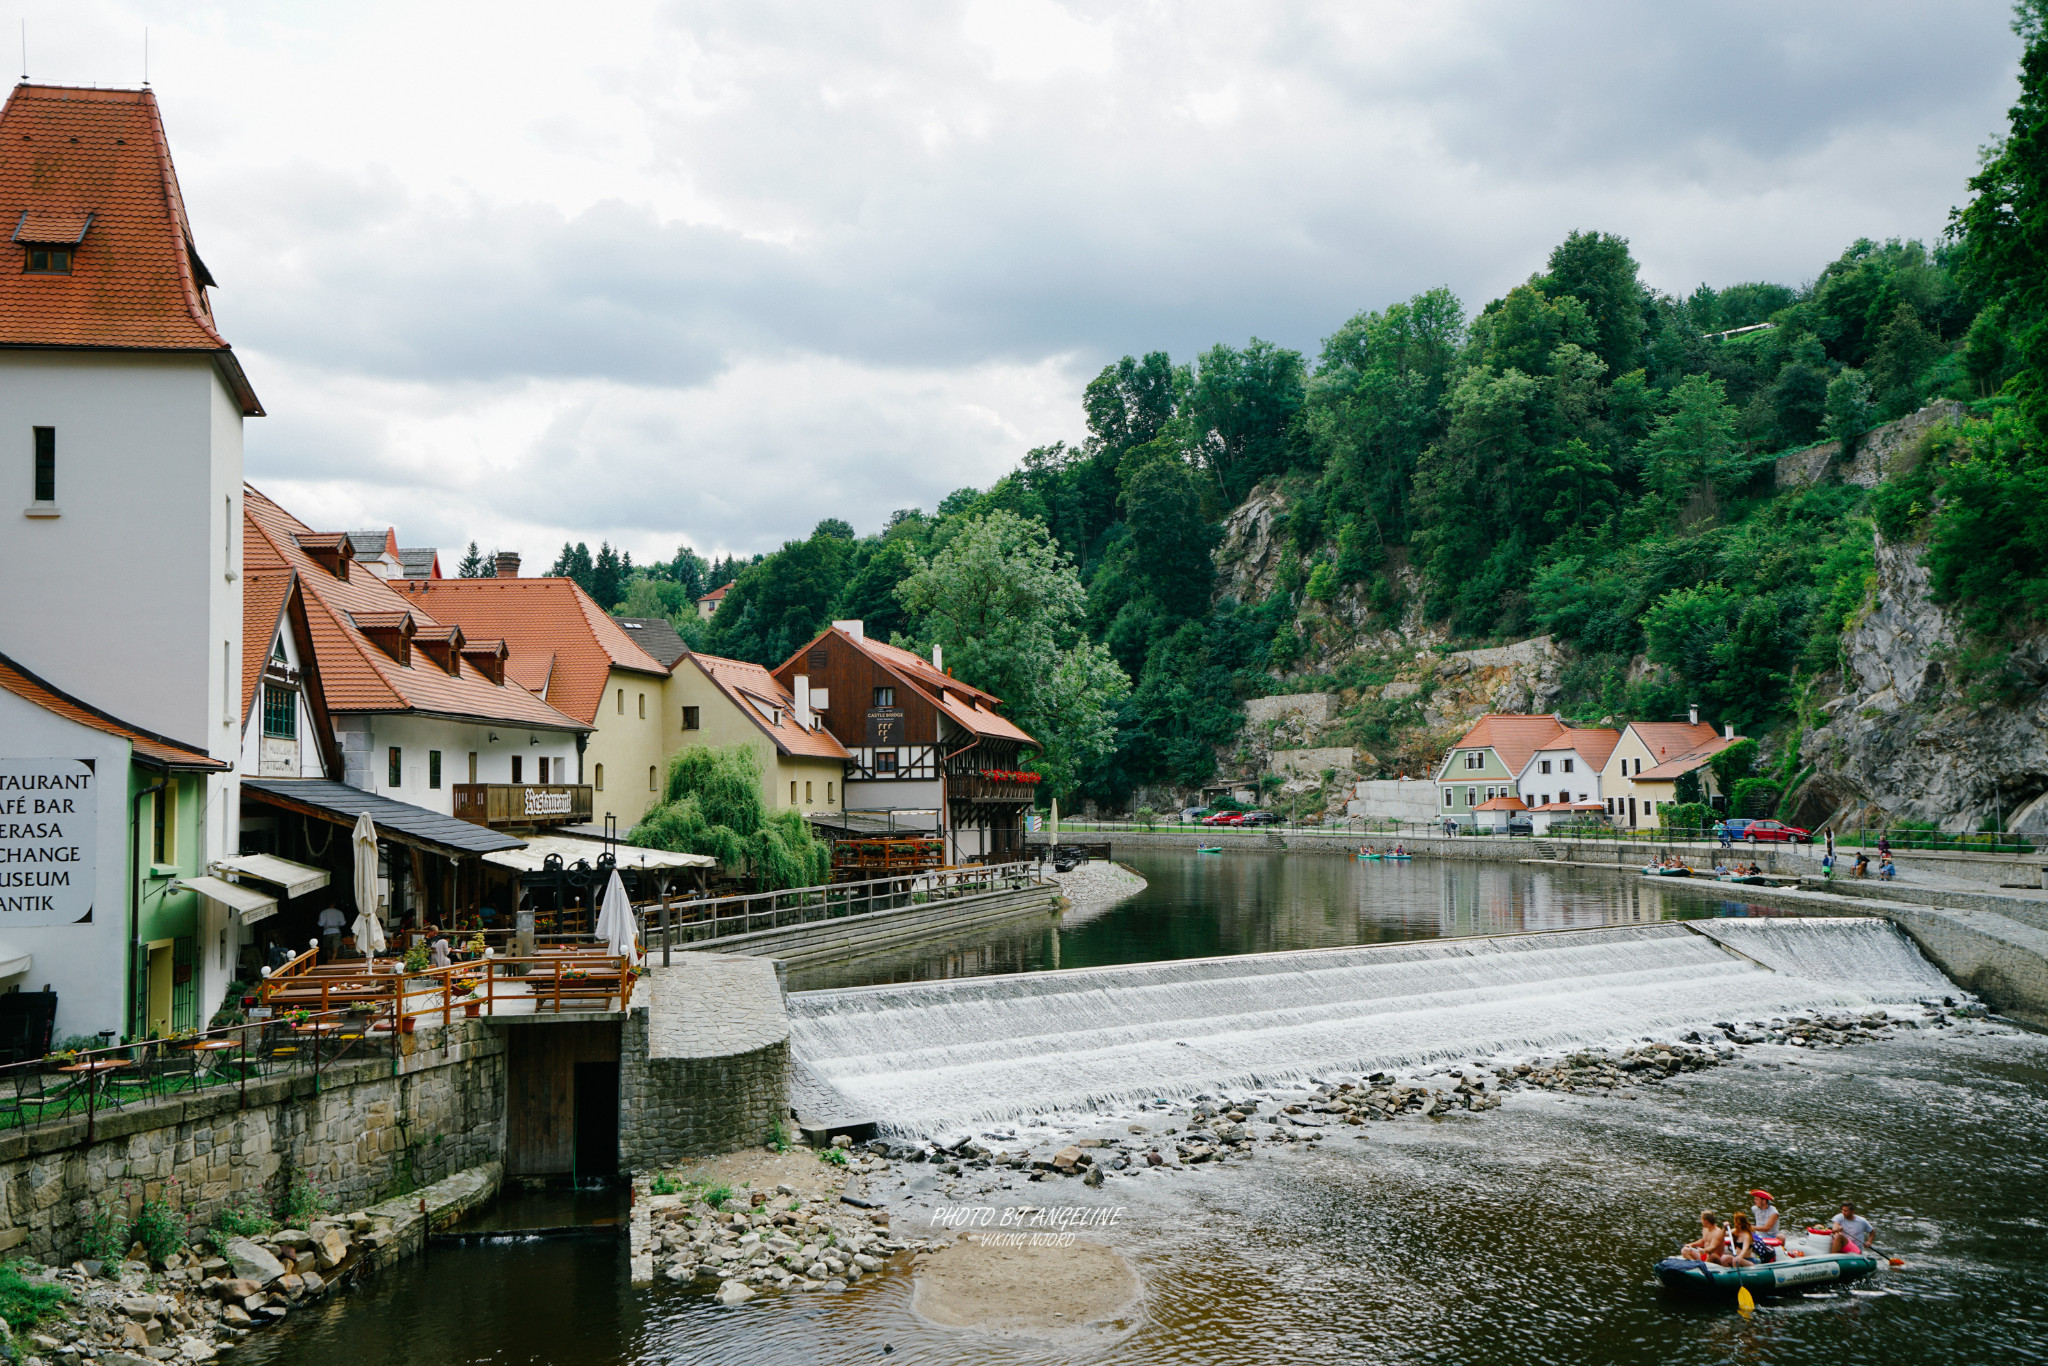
[620,956,790,1168]
[1348,779,1441,824]
[1269,747,1356,777]
[0,1020,505,1263]
[676,882,1063,969]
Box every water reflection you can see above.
[789,849,1735,991]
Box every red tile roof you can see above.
[408,577,668,725]
[698,583,729,604]
[0,649,224,769]
[0,85,260,413]
[243,485,587,731]
[241,569,295,724]
[783,628,1038,748]
[1443,714,1570,778]
[1474,795,1529,811]
[1636,733,1744,782]
[683,653,851,761]
[1528,726,1621,774]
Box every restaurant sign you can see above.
[865,707,905,745]
[0,758,96,925]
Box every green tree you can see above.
[629,746,829,889]
[1823,369,1875,450]
[1637,374,1739,505]
[591,542,628,611]
[457,542,487,578]
[895,511,1130,800]
[549,541,595,592]
[1867,302,1943,418]
[1541,229,1648,377]
[704,528,856,665]
[1186,338,1308,503]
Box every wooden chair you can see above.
[0,1067,74,1127]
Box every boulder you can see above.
[224,1240,286,1288]
[715,1279,756,1305]
[313,1229,350,1271]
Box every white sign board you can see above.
[0,758,97,926]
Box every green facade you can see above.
[1435,746,1518,823]
[128,765,207,1037]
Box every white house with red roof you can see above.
[1515,726,1620,824]
[0,85,262,1039]
[1434,714,1574,829]
[1601,711,1745,829]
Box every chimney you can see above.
[832,618,864,640]
[1688,703,1699,726]
[1725,723,1734,740]
[793,675,813,730]
[495,551,521,579]
[932,643,944,672]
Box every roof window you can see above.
[24,247,69,274]
[13,210,93,275]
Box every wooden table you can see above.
[56,1058,132,1109]
[181,1039,239,1083]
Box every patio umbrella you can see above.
[350,812,388,956]
[596,870,641,968]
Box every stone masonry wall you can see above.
[0,1021,505,1265]
[618,955,793,1170]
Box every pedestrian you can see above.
[1878,832,1892,861]
[1825,827,1835,860]
[1715,819,1730,849]
[316,905,346,960]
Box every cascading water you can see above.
[786,919,1959,1134]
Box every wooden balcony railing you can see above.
[948,773,1039,803]
[452,783,593,828]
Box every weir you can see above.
[785,918,1958,1134]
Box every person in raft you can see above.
[1830,1202,1874,1254]
[1680,1211,1727,1262]
[1748,1189,1780,1236]
[1718,1212,1759,1267]
[1392,843,1407,856]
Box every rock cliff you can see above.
[1799,531,2048,834]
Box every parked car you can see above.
[1239,811,1282,826]
[1202,811,1245,826]
[1736,819,1812,844]
[1181,807,1210,822]
[1506,817,1534,837]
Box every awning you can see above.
[216,853,331,899]
[241,778,527,857]
[483,833,715,874]
[177,875,279,925]
[0,943,29,979]
[810,809,942,836]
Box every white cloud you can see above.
[11,0,2026,557]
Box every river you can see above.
[238,850,2048,1365]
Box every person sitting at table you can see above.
[430,935,452,969]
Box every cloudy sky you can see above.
[21,0,2026,564]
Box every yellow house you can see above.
[668,652,850,815]
[1600,716,1740,831]
[414,565,672,830]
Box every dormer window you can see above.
[13,210,93,275]
[24,247,69,274]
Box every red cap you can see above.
[1749,1189,1773,1200]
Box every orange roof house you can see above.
[0,84,260,412]
[682,653,852,763]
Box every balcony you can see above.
[949,773,1039,804]
[453,783,594,828]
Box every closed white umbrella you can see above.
[350,812,388,957]
[596,869,641,968]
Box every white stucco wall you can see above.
[237,619,324,780]
[0,689,134,1040]
[331,714,581,816]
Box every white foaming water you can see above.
[785,920,1956,1134]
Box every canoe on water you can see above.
[1642,867,1694,877]
[1197,846,1223,854]
[1655,1228,1884,1299]
[1718,873,1771,885]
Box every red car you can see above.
[1738,819,1812,844]
[1202,811,1245,826]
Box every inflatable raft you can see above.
[1655,1228,1882,1299]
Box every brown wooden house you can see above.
[772,621,1039,864]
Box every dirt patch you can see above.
[670,1146,845,1202]
[911,1233,1142,1344]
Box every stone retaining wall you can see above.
[675,883,1063,969]
[0,1022,505,1265]
[619,956,791,1170]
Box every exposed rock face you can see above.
[1801,531,2048,833]
[1774,400,1964,491]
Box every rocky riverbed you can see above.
[1044,860,1147,913]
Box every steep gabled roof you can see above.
[408,576,668,725]
[778,626,1037,748]
[242,485,587,731]
[1524,726,1621,776]
[1621,721,1724,773]
[1441,714,1569,779]
[1636,733,1745,782]
[683,652,851,761]
[612,616,690,669]
[397,548,441,580]
[0,84,260,413]
[0,649,224,769]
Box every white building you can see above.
[0,84,262,1036]
[1514,727,1620,811]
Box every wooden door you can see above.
[504,1022,621,1178]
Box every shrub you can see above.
[78,1198,127,1263]
[1659,802,1716,835]
[1730,778,1783,818]
[702,1184,734,1209]
[210,1196,276,1242]
[130,1196,187,1264]
[278,1176,330,1228]
[648,1174,681,1196]
[0,1260,69,1329]
[817,1146,849,1167]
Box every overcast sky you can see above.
[20,0,2027,565]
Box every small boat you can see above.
[1386,853,1412,860]
[1642,866,1693,877]
[1655,1228,1883,1300]
[1718,873,1770,885]
[1196,846,1223,854]
[1356,852,1382,860]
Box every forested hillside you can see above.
[561,3,2048,822]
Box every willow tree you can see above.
[628,745,829,890]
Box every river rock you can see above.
[716,1279,756,1305]
[1051,1146,1081,1172]
[223,1241,285,1288]
[313,1229,350,1270]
